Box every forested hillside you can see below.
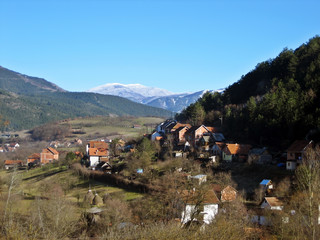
[177,36,320,148]
[0,67,172,130]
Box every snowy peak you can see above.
[87,83,173,103]
[87,83,224,112]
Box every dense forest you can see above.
[177,36,320,148]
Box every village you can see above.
[1,118,317,235]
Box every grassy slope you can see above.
[0,166,143,215]
[62,116,164,140]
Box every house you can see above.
[261,197,284,210]
[167,122,191,133]
[0,147,4,153]
[156,119,177,134]
[221,185,238,202]
[222,143,252,162]
[260,179,273,193]
[27,153,41,165]
[86,141,109,167]
[199,135,212,151]
[40,147,59,164]
[75,138,83,145]
[9,142,20,148]
[174,126,190,144]
[286,140,313,170]
[4,160,24,170]
[211,142,226,156]
[212,184,237,202]
[248,147,272,165]
[185,125,210,147]
[181,189,220,225]
[188,174,207,185]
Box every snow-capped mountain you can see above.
[87,83,173,103]
[87,83,223,112]
[142,90,208,112]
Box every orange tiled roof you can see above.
[89,141,109,149]
[5,160,23,165]
[171,123,191,131]
[28,153,40,159]
[89,147,108,156]
[224,143,251,155]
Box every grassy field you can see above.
[0,165,144,215]
[65,116,164,139]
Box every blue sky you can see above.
[1,0,320,93]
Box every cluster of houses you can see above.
[0,142,20,153]
[152,120,315,171]
[49,138,83,148]
[27,147,60,166]
[180,174,299,227]
[181,174,238,225]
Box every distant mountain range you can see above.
[88,83,224,112]
[0,66,172,130]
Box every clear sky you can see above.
[1,0,320,93]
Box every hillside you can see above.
[0,68,172,130]
[176,36,320,147]
[0,66,65,94]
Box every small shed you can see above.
[261,197,284,211]
[221,185,237,202]
[4,160,23,170]
[260,179,273,192]
[248,148,272,164]
[188,174,207,185]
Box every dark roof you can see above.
[287,140,312,152]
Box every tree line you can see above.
[176,36,320,148]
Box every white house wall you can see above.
[90,156,99,167]
[181,205,196,224]
[181,204,218,225]
[203,204,218,224]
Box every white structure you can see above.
[286,160,297,171]
[261,197,283,211]
[181,190,219,225]
[188,174,207,185]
